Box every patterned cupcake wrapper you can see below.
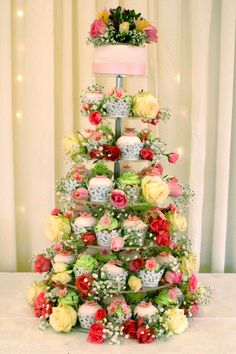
[105,271,128,288]
[96,229,121,247]
[88,185,112,203]
[78,314,95,329]
[118,142,143,160]
[72,224,94,236]
[106,100,131,118]
[139,269,164,288]
[74,268,92,278]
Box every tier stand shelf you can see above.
[114,75,123,179]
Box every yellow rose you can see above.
[51,272,72,284]
[165,308,188,334]
[45,215,71,242]
[49,304,77,333]
[179,253,197,276]
[135,19,151,32]
[62,134,78,155]
[27,282,46,306]
[119,21,130,34]
[97,9,109,24]
[172,212,187,232]
[128,275,142,292]
[53,262,68,273]
[142,175,169,205]
[132,92,159,120]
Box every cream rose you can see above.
[53,262,68,273]
[142,175,169,205]
[172,212,187,232]
[119,21,130,34]
[49,304,77,333]
[62,134,78,155]
[128,275,142,292]
[132,92,159,120]
[51,272,72,285]
[165,308,188,334]
[45,215,71,242]
[27,282,46,306]
[179,253,197,276]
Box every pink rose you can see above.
[99,216,112,227]
[111,237,125,252]
[189,273,198,293]
[51,208,61,215]
[89,111,102,126]
[152,163,163,175]
[89,19,107,38]
[167,178,183,197]
[72,188,89,200]
[121,303,130,315]
[168,152,179,164]
[74,174,83,183]
[53,243,63,253]
[165,271,182,284]
[110,189,128,209]
[190,304,199,314]
[145,257,158,271]
[144,25,158,43]
[58,287,68,297]
[168,203,178,212]
[168,288,177,300]
[107,303,117,314]
[113,88,125,99]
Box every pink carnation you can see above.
[144,25,158,43]
[168,152,179,164]
[167,178,183,197]
[89,19,107,38]
[72,188,89,200]
[145,257,158,271]
[189,273,198,293]
[110,189,128,209]
[111,237,125,252]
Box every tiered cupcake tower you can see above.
[28,7,211,345]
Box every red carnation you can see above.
[150,217,171,233]
[103,145,120,161]
[129,258,145,272]
[136,325,156,344]
[89,111,102,125]
[155,229,171,247]
[75,274,93,297]
[95,308,107,321]
[89,148,104,160]
[34,254,52,273]
[34,292,53,319]
[140,148,154,161]
[123,319,137,339]
[81,232,96,245]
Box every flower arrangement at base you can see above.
[28,5,211,346]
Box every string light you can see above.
[16,75,23,82]
[16,10,24,18]
[177,147,184,156]
[176,73,181,84]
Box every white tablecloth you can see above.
[0,273,235,354]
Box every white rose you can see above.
[45,215,71,242]
[62,134,78,155]
[49,304,77,332]
[53,262,68,273]
[142,175,169,205]
[172,212,187,232]
[132,92,159,119]
[165,308,188,334]
[51,272,72,284]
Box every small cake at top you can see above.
[88,7,158,76]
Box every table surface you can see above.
[0,273,235,354]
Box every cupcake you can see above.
[116,128,143,160]
[122,216,147,246]
[73,213,97,235]
[73,254,98,278]
[139,258,164,287]
[101,262,127,288]
[134,301,158,318]
[106,88,132,118]
[95,214,121,247]
[107,300,131,324]
[88,175,113,203]
[117,172,141,203]
[78,301,101,329]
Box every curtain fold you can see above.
[0,0,235,272]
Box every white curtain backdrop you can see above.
[0,0,235,272]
